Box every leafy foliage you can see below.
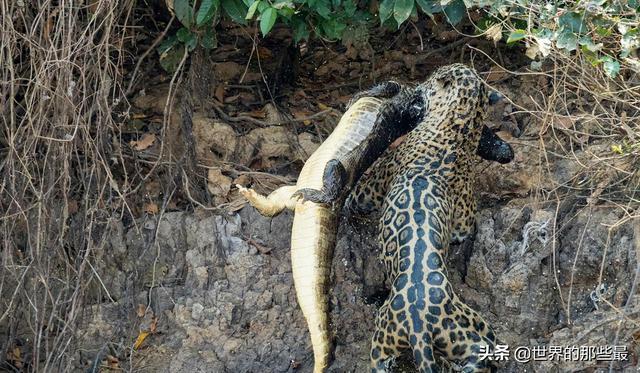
[159,0,222,72]
[478,1,639,78]
[159,0,640,80]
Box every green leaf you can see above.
[415,0,442,15]
[277,7,294,18]
[260,7,277,36]
[344,0,356,17]
[581,47,600,66]
[393,0,413,26]
[578,35,601,52]
[292,17,310,43]
[200,26,218,49]
[159,45,186,73]
[379,0,395,25]
[221,0,248,24]
[177,27,197,51]
[245,0,260,19]
[506,29,527,43]
[558,11,587,33]
[174,0,193,28]
[314,0,331,18]
[196,0,219,26]
[601,56,620,78]
[176,27,191,42]
[443,0,466,26]
[556,31,578,52]
[319,17,346,40]
[157,34,179,54]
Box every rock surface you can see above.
[75,190,639,372]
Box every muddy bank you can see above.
[74,182,638,372]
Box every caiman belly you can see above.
[290,202,337,371]
[296,97,383,190]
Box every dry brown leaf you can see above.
[247,238,272,254]
[233,174,251,187]
[226,196,248,212]
[553,116,575,129]
[214,85,225,103]
[257,46,273,59]
[264,103,284,125]
[144,203,159,215]
[292,109,313,125]
[526,45,539,60]
[485,24,503,43]
[150,316,158,333]
[67,199,79,215]
[133,331,150,350]
[8,346,22,369]
[293,90,308,100]
[224,94,240,103]
[297,132,320,161]
[130,133,156,151]
[486,66,509,83]
[192,115,238,165]
[132,113,147,119]
[145,180,162,199]
[317,102,331,111]
[215,61,242,81]
[247,108,267,119]
[240,126,293,168]
[136,304,146,318]
[207,168,232,197]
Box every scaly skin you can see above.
[237,87,420,372]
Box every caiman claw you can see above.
[292,158,347,209]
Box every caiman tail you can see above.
[238,95,401,372]
[290,201,337,373]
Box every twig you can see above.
[126,16,176,95]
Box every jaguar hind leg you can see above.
[437,297,499,373]
[370,300,407,373]
[236,184,298,217]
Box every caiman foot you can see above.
[293,158,348,209]
[236,184,297,216]
[292,188,333,205]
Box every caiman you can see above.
[237,80,513,372]
[237,81,425,373]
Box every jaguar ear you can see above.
[476,126,514,164]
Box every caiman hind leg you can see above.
[236,184,298,217]
[292,158,347,206]
[297,84,425,207]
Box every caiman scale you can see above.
[237,82,425,372]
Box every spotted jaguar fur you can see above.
[349,64,508,372]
